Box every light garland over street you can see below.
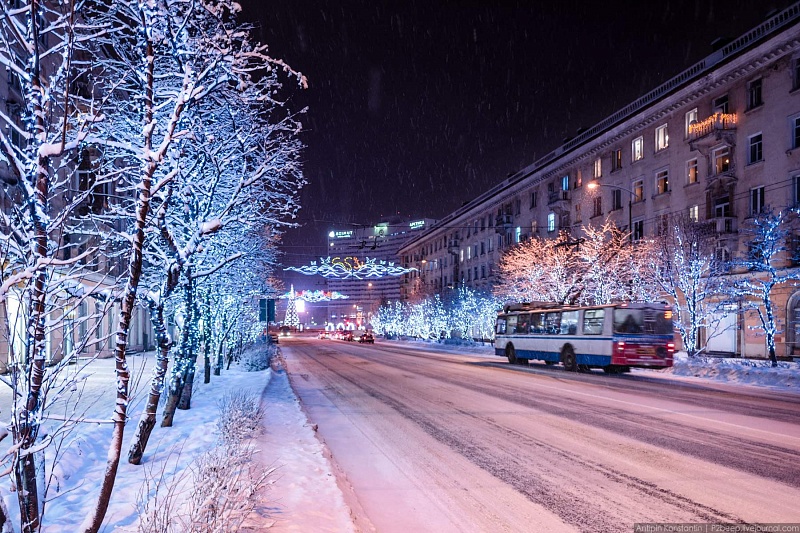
[285,256,416,279]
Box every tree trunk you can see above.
[128,300,172,465]
[203,341,211,384]
[177,358,196,410]
[82,36,158,533]
[160,353,188,428]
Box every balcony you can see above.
[495,214,513,233]
[447,240,460,254]
[688,113,737,151]
[548,190,570,207]
[712,217,737,234]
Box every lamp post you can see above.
[587,180,635,243]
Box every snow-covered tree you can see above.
[75,0,305,529]
[730,208,800,367]
[655,214,731,356]
[494,219,659,306]
[0,2,111,529]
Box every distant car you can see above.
[268,333,279,344]
[358,332,374,344]
[342,331,354,341]
[279,326,291,337]
[317,331,330,339]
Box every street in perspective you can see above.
[4,1,800,532]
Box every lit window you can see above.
[687,159,698,184]
[632,136,644,162]
[611,149,622,171]
[655,169,669,195]
[592,196,602,218]
[688,205,699,222]
[713,146,731,175]
[547,212,556,232]
[593,158,602,179]
[685,108,698,137]
[655,124,669,151]
[748,133,763,164]
[633,179,644,202]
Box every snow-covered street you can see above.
[0,337,799,531]
[279,334,800,532]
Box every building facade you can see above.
[399,3,800,358]
[325,218,435,329]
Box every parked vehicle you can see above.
[358,332,374,344]
[495,301,674,373]
[342,331,354,341]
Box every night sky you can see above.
[237,0,791,276]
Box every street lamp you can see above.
[586,180,635,243]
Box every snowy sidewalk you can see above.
[244,352,356,532]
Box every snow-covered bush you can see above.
[137,391,269,532]
[216,391,266,445]
[238,344,273,372]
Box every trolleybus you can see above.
[494,302,675,373]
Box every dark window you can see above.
[794,58,800,91]
[530,191,538,209]
[748,134,763,164]
[713,95,729,114]
[747,79,762,110]
[751,187,765,215]
[633,220,644,241]
[793,117,800,150]
[592,196,602,218]
[611,189,622,210]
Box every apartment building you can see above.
[0,5,150,371]
[399,3,800,358]
[325,217,435,328]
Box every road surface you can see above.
[279,335,800,532]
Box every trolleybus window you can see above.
[582,309,605,335]
[530,313,546,334]
[496,318,507,335]
[515,314,530,334]
[544,312,560,334]
[506,314,517,334]
[560,311,579,335]
[613,308,672,334]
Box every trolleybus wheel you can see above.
[505,344,517,365]
[561,346,578,372]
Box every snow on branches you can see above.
[494,219,659,306]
